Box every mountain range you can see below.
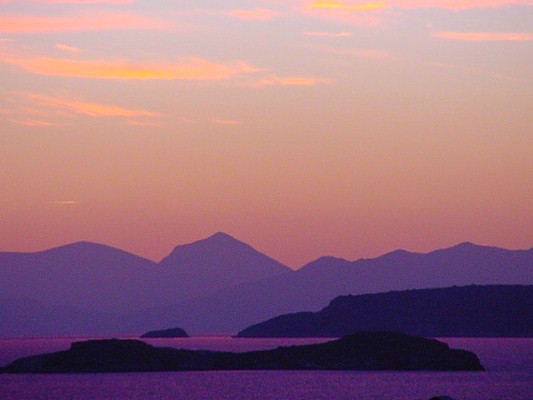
[1,233,531,335]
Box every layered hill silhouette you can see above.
[1,233,532,335]
[236,285,533,338]
[0,233,290,335]
[130,242,533,334]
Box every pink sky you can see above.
[0,0,531,267]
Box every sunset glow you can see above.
[0,0,531,267]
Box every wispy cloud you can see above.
[246,75,330,88]
[0,12,171,34]
[433,31,533,42]
[0,51,261,80]
[0,1,132,4]
[125,119,162,127]
[394,1,532,10]
[8,118,61,127]
[302,0,532,13]
[55,43,80,52]
[308,1,386,11]
[304,31,352,37]
[225,8,281,20]
[301,2,384,26]
[312,45,392,59]
[21,92,161,118]
[212,119,243,126]
[50,200,80,205]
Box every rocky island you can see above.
[0,332,484,373]
[237,285,533,338]
[141,327,189,338]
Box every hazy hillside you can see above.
[133,244,533,334]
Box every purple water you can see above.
[0,337,531,400]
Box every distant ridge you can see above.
[134,243,532,334]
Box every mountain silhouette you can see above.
[1,237,531,335]
[0,241,158,314]
[0,233,290,335]
[157,232,290,299]
[236,285,533,338]
[130,243,532,334]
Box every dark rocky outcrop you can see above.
[0,332,483,374]
[237,285,533,338]
[141,327,189,338]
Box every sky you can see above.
[0,0,531,268]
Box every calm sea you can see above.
[0,337,531,400]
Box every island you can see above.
[237,285,533,338]
[140,327,189,338]
[0,332,484,373]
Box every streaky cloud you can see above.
[55,43,80,52]
[50,200,80,205]
[308,1,386,11]
[0,51,261,80]
[433,31,533,41]
[0,1,132,3]
[246,75,330,88]
[0,12,172,34]
[225,8,281,20]
[312,45,392,59]
[8,118,61,127]
[212,119,243,126]
[305,0,532,11]
[304,31,353,37]
[21,92,161,118]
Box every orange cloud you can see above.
[304,31,353,37]
[393,0,532,9]
[225,8,281,20]
[433,31,533,41]
[0,13,171,34]
[0,51,261,80]
[304,0,532,12]
[21,92,161,118]
[247,76,330,88]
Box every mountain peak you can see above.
[206,231,237,242]
[159,232,290,281]
[167,232,247,257]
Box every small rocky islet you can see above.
[0,332,484,373]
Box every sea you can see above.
[0,337,531,400]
